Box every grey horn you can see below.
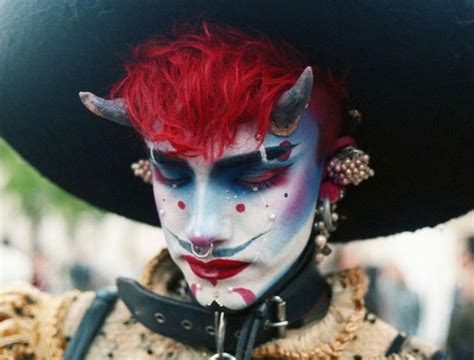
[79,92,131,127]
[269,66,313,136]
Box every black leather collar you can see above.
[117,249,331,354]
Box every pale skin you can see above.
[150,110,324,310]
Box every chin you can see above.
[185,273,260,310]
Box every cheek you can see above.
[264,164,320,237]
[281,170,317,222]
[152,182,190,222]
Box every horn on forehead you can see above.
[79,92,131,127]
[269,66,314,136]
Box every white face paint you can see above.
[151,110,323,310]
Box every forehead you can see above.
[150,110,319,165]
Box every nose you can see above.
[185,186,232,248]
[188,234,215,248]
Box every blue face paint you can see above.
[151,109,324,310]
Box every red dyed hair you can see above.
[111,23,346,160]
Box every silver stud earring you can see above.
[313,198,337,263]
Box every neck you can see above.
[117,242,332,356]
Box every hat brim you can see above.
[0,1,472,241]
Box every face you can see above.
[150,110,324,310]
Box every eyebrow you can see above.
[151,143,298,170]
[150,149,189,167]
[214,151,263,170]
[212,143,298,171]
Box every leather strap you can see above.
[385,333,448,359]
[117,255,330,353]
[63,289,118,360]
[385,333,407,356]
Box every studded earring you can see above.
[313,122,375,263]
[327,147,374,186]
[131,159,152,184]
[313,198,336,263]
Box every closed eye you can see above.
[153,166,191,188]
[235,166,290,190]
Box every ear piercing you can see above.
[313,198,335,263]
[131,159,152,184]
[327,147,374,186]
[314,124,375,264]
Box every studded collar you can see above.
[117,248,331,354]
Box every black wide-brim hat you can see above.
[0,1,472,242]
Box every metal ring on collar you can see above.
[265,320,289,329]
[209,353,236,360]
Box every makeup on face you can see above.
[151,111,323,310]
[150,144,297,193]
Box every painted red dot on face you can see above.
[178,201,186,210]
[236,203,246,213]
[278,140,293,162]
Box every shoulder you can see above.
[343,313,446,359]
[0,282,86,360]
[253,268,446,360]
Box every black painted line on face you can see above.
[265,143,299,161]
[150,142,299,177]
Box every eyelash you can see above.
[236,166,289,191]
[153,163,289,191]
[153,167,190,188]
[240,178,277,191]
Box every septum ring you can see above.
[192,243,214,259]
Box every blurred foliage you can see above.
[0,138,102,225]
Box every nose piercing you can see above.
[192,243,214,258]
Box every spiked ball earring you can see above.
[131,159,152,184]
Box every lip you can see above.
[183,256,250,286]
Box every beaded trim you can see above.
[0,284,79,360]
[252,268,367,359]
[140,248,171,288]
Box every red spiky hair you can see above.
[111,22,346,160]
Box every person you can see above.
[0,2,472,359]
[446,236,474,359]
[377,264,421,336]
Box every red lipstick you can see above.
[183,256,250,286]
